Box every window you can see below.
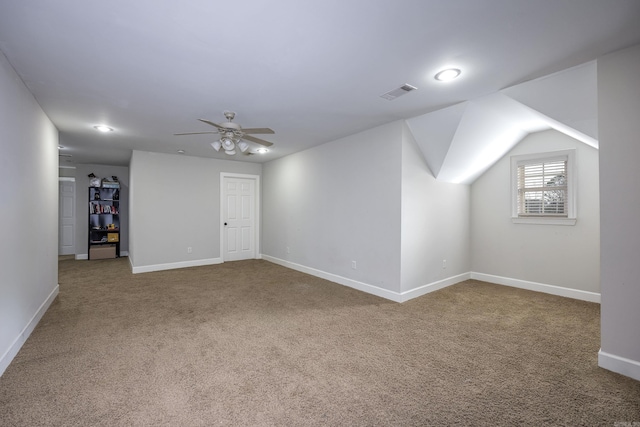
[511,150,576,225]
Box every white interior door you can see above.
[222,176,256,261]
[58,179,75,255]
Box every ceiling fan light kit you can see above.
[176,111,274,156]
[221,136,235,150]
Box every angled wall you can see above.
[262,120,472,301]
[400,123,471,296]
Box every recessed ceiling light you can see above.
[94,125,114,132]
[255,148,268,154]
[434,68,461,82]
[177,149,185,154]
[58,145,64,149]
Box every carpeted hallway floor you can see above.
[1,257,638,426]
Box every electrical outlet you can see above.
[442,259,446,269]
[286,246,290,254]
[352,261,357,270]
[187,247,192,254]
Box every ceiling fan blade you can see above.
[242,127,275,135]
[198,118,225,129]
[242,134,274,147]
[174,131,219,136]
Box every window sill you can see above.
[511,217,577,226]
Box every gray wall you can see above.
[129,151,261,270]
[598,44,640,379]
[75,164,130,257]
[0,50,58,375]
[262,119,471,298]
[471,130,600,293]
[400,123,471,292]
[262,121,403,293]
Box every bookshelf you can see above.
[88,185,120,260]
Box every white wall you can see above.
[75,164,130,257]
[400,123,471,294]
[129,151,261,271]
[262,121,403,295]
[0,50,59,376]
[471,130,600,295]
[597,44,640,380]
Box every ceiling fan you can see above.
[174,111,274,155]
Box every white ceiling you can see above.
[408,61,599,183]
[1,1,639,177]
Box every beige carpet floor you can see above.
[0,257,638,426]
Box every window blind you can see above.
[517,159,567,217]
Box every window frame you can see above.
[510,149,576,226]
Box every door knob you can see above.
[224,222,228,226]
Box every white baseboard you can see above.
[470,272,601,303]
[598,350,640,381]
[262,255,470,303]
[399,273,471,302]
[0,284,59,377]
[262,255,404,301]
[131,257,223,274]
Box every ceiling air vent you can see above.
[380,84,417,100]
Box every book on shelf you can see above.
[89,203,118,214]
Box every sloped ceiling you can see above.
[0,1,637,167]
[406,61,598,184]
[503,60,598,140]
[403,103,466,177]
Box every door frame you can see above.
[220,172,261,262]
[58,177,76,256]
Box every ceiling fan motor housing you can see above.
[220,122,241,131]
[176,112,275,154]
